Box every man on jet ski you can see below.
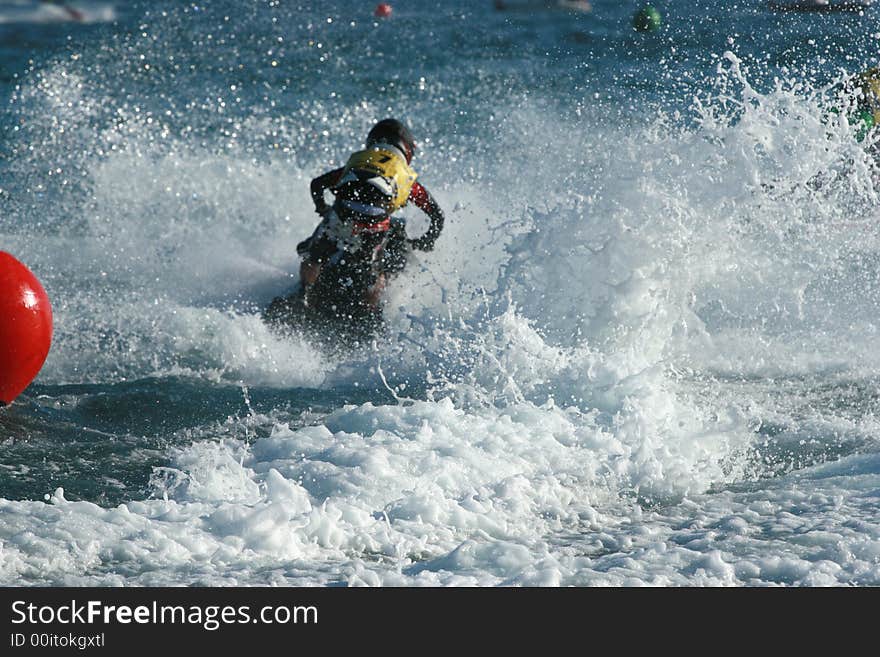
[297,118,445,310]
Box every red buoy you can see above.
[374,3,392,18]
[0,252,53,405]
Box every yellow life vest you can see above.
[339,148,418,212]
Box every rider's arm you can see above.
[310,168,344,213]
[407,182,445,251]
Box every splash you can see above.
[9,46,875,491]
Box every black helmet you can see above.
[366,118,416,164]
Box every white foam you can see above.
[1,410,877,585]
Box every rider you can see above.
[297,118,445,309]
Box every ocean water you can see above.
[1,0,880,586]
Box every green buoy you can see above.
[633,5,662,32]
